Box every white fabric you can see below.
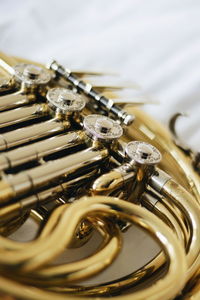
[1,0,199,148]
[1,0,199,285]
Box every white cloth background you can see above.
[1,0,199,286]
[1,0,199,149]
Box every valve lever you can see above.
[49,61,135,126]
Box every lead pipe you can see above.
[0,118,68,151]
[0,130,86,171]
[0,103,48,130]
[0,91,34,112]
[0,170,97,224]
[0,147,108,205]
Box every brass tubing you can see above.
[0,202,23,223]
[0,104,48,129]
[0,196,187,300]
[0,67,10,79]
[0,118,67,151]
[10,216,122,285]
[0,204,122,284]
[0,147,108,204]
[162,180,200,281]
[141,190,189,248]
[92,164,135,196]
[72,169,199,297]
[0,52,198,300]
[0,213,29,237]
[59,188,191,297]
[51,186,196,295]
[0,130,86,171]
[153,195,190,249]
[46,254,165,297]
[0,52,17,74]
[0,75,13,94]
[150,170,200,282]
[0,169,97,224]
[0,198,119,273]
[182,277,200,300]
[82,167,197,297]
[0,91,32,112]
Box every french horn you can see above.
[0,51,199,300]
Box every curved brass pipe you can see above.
[152,177,200,282]
[1,160,198,297]
[0,196,187,300]
[45,189,192,296]
[182,277,200,300]
[0,200,165,295]
[87,167,200,296]
[141,190,189,248]
[12,217,120,285]
[0,212,30,236]
[0,204,121,282]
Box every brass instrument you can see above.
[0,52,199,300]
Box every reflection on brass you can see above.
[0,52,199,300]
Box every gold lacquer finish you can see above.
[0,51,199,300]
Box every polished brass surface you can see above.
[0,196,188,300]
[0,52,199,300]
[0,131,85,171]
[0,103,49,129]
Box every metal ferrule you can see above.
[0,147,108,204]
[0,90,35,112]
[0,118,68,151]
[0,130,86,171]
[0,103,49,130]
[149,168,172,193]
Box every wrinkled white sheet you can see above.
[1,0,199,148]
[1,0,199,286]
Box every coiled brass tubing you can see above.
[0,196,187,300]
